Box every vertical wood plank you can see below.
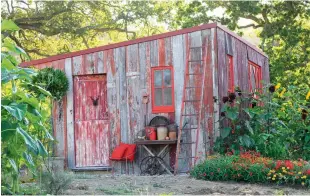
[72,55,82,75]
[172,34,186,127]
[65,57,75,168]
[97,51,106,73]
[106,49,121,150]
[126,44,141,143]
[158,38,165,66]
[115,47,128,143]
[126,44,139,73]
[150,40,159,67]
[212,28,219,150]
[225,32,233,56]
[165,37,173,66]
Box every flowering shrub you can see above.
[190,154,270,183]
[267,159,310,187]
[191,154,310,188]
[214,84,310,160]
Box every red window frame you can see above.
[248,61,262,93]
[227,55,234,93]
[151,66,175,113]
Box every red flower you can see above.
[284,160,294,170]
[305,170,310,175]
[275,160,283,170]
[203,173,207,176]
[249,172,253,176]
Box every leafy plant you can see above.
[1,20,53,193]
[215,84,310,160]
[40,171,73,195]
[31,67,69,101]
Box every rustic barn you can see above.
[20,23,269,174]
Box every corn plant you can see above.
[1,20,53,193]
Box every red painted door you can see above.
[74,75,110,167]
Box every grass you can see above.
[96,187,134,195]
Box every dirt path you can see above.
[65,174,309,195]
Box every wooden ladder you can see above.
[174,44,207,175]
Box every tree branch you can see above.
[238,23,262,29]
[25,49,50,57]
[81,35,90,49]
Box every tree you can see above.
[1,0,173,59]
[169,1,310,87]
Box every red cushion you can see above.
[110,144,128,160]
[123,144,136,161]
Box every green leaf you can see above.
[305,134,310,143]
[1,20,19,31]
[27,105,42,118]
[23,152,35,166]
[243,108,255,118]
[239,135,252,148]
[26,83,52,97]
[2,103,27,121]
[8,159,18,173]
[36,139,48,157]
[17,92,39,108]
[16,127,37,151]
[245,120,254,135]
[221,127,231,139]
[1,58,17,70]
[226,107,239,121]
[1,121,17,140]
[38,121,54,140]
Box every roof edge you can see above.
[217,24,267,57]
[20,22,267,67]
[20,23,218,67]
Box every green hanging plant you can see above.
[32,68,69,101]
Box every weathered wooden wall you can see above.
[28,24,269,173]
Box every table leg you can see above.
[141,144,172,175]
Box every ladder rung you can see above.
[186,73,202,75]
[188,60,203,62]
[181,128,197,131]
[181,142,196,144]
[178,156,196,159]
[184,100,200,102]
[186,86,201,89]
[189,47,203,49]
[182,114,198,116]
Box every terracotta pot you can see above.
[167,123,178,140]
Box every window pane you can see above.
[155,89,162,106]
[163,69,171,86]
[154,70,162,87]
[163,88,172,105]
